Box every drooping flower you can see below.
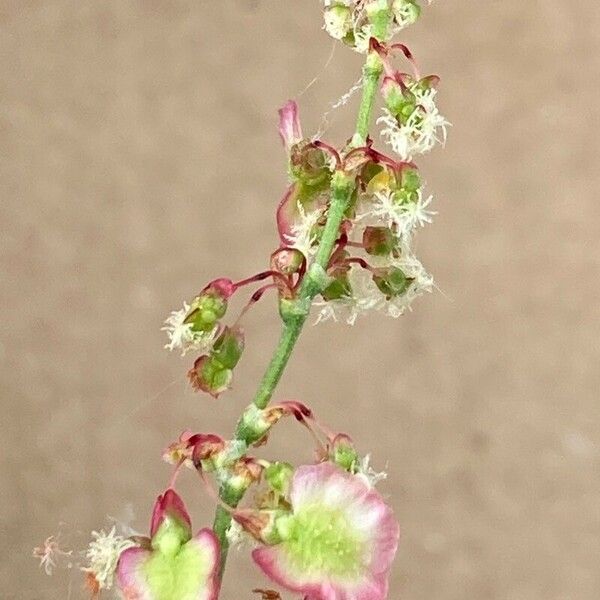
[251,462,399,600]
[162,430,197,468]
[116,489,220,600]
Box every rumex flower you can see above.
[116,489,220,600]
[162,301,219,357]
[378,77,449,160]
[251,462,399,600]
[162,279,234,357]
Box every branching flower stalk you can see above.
[36,2,448,599]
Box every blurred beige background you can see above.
[2,1,599,599]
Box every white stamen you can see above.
[81,527,135,591]
[162,301,218,356]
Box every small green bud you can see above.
[366,0,393,39]
[401,167,421,192]
[186,292,228,333]
[274,513,295,542]
[373,267,414,299]
[323,5,353,40]
[151,516,189,557]
[290,145,331,190]
[392,0,421,27]
[201,358,233,393]
[331,434,359,471]
[271,247,305,276]
[188,355,232,398]
[321,274,352,301]
[211,326,244,370]
[265,462,294,496]
[363,226,397,256]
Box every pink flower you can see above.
[278,100,303,153]
[252,463,399,600]
[116,489,220,600]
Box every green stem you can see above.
[353,53,384,146]
[212,50,382,578]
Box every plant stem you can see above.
[212,50,383,579]
[353,53,384,146]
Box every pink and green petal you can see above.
[278,100,303,152]
[252,463,399,600]
[117,529,220,600]
[117,547,154,600]
[150,489,192,540]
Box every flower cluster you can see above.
[280,95,442,324]
[37,2,448,599]
[117,403,397,600]
[322,0,431,52]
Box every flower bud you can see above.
[321,273,352,301]
[392,0,421,27]
[290,144,331,190]
[191,433,226,471]
[150,489,192,553]
[382,79,417,123]
[162,430,196,466]
[228,456,265,492]
[237,404,274,446]
[392,166,421,205]
[234,508,292,546]
[323,4,353,40]
[330,433,359,471]
[264,462,294,496]
[365,0,393,40]
[185,281,231,334]
[188,355,233,398]
[270,248,305,276]
[381,76,410,115]
[400,166,421,192]
[373,267,414,299]
[187,327,244,397]
[211,326,245,370]
[363,226,397,256]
